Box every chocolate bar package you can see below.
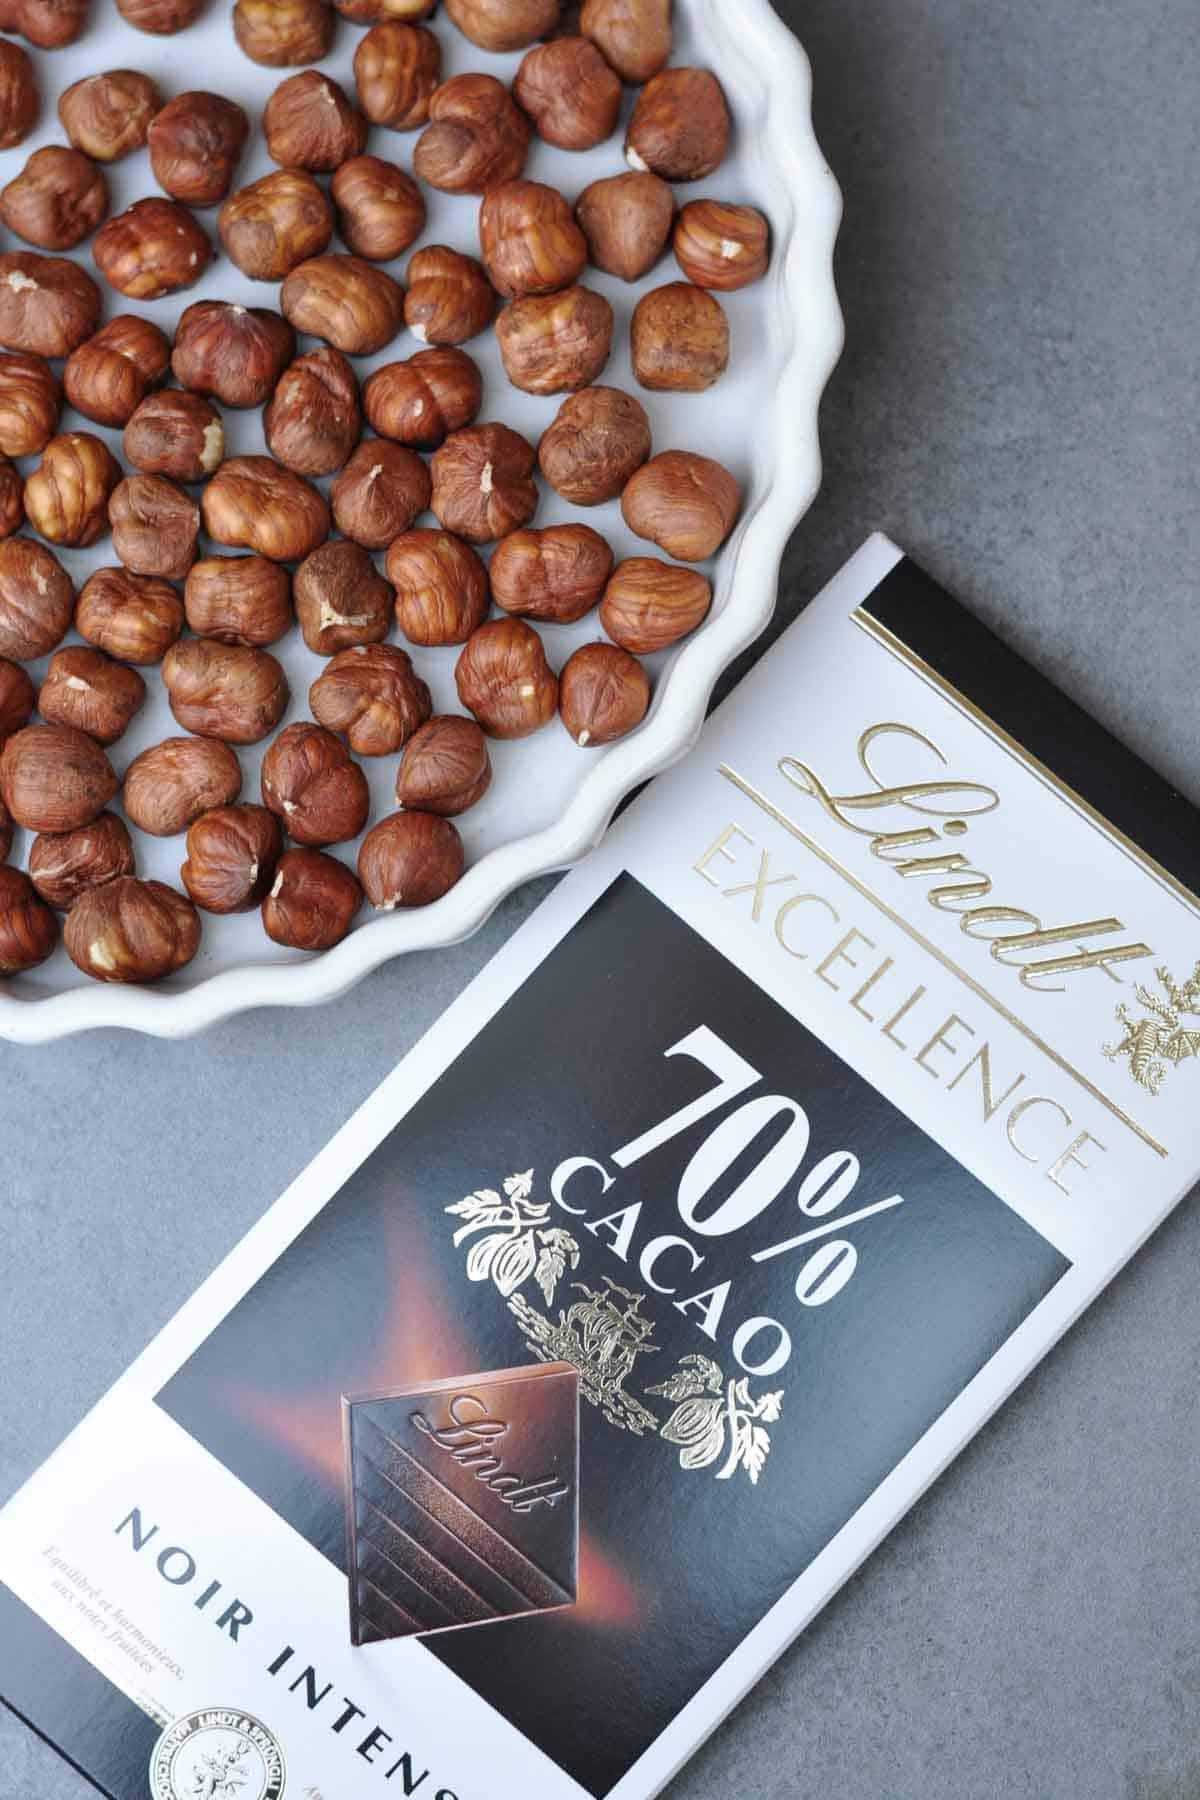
[4,533,1200,1800]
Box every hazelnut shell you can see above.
[39,645,146,745]
[162,638,290,745]
[260,720,370,847]
[64,875,201,983]
[358,809,464,909]
[123,735,243,837]
[454,616,558,739]
[181,803,284,914]
[28,811,135,910]
[620,449,741,561]
[395,713,491,816]
[262,846,362,950]
[0,864,58,972]
[0,722,118,832]
[294,539,393,654]
[310,643,432,756]
[386,528,490,647]
[76,565,185,665]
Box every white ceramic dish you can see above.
[0,0,842,1042]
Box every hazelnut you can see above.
[403,249,494,349]
[514,38,621,151]
[280,254,406,356]
[124,390,224,483]
[330,438,431,549]
[261,846,361,950]
[148,92,250,208]
[0,252,100,357]
[0,350,59,455]
[0,723,118,832]
[575,170,674,282]
[358,809,463,909]
[413,74,531,196]
[202,456,330,562]
[265,346,361,477]
[182,803,283,914]
[600,555,710,652]
[172,301,295,409]
[337,0,436,18]
[490,523,612,623]
[219,170,333,283]
[496,286,613,394]
[261,720,370,846]
[0,793,10,863]
[64,876,201,983]
[479,180,587,300]
[332,156,426,262]
[63,315,171,429]
[28,812,134,910]
[93,198,213,300]
[580,0,671,84]
[123,735,242,836]
[5,0,89,50]
[621,449,741,561]
[0,537,73,660]
[24,431,121,549]
[395,714,490,816]
[674,199,770,291]
[0,42,38,152]
[386,528,489,646]
[353,21,440,129]
[0,655,35,739]
[294,538,392,653]
[559,639,650,745]
[310,643,432,756]
[443,0,560,53]
[454,617,557,739]
[39,645,146,744]
[0,458,22,539]
[626,68,731,181]
[430,422,537,543]
[109,474,200,580]
[538,385,651,505]
[117,0,206,29]
[233,0,334,65]
[58,70,161,162]
[364,347,481,450]
[162,638,289,745]
[265,71,366,172]
[0,865,57,971]
[76,565,184,664]
[185,556,292,648]
[631,282,729,392]
[0,145,106,252]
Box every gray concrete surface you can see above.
[3,0,1199,1795]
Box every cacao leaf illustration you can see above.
[533,1227,580,1304]
[490,1229,539,1297]
[504,1170,534,1200]
[646,1353,724,1403]
[757,1390,784,1423]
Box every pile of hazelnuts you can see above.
[0,0,768,986]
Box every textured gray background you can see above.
[3,0,1199,1796]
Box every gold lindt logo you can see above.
[779,723,1153,994]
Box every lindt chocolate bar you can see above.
[342,1363,579,1644]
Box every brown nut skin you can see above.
[185,556,292,649]
[575,170,675,282]
[28,812,134,910]
[336,0,436,18]
[514,38,621,152]
[64,876,200,983]
[674,200,770,291]
[490,523,612,624]
[0,42,39,152]
[93,198,213,300]
[0,537,73,660]
[444,0,559,53]
[330,439,431,550]
[358,809,463,909]
[0,253,100,357]
[6,0,90,51]
[24,432,121,549]
[413,74,531,197]
[364,347,481,450]
[148,93,250,208]
[353,21,440,129]
[621,450,741,561]
[181,803,283,914]
[262,846,361,950]
[496,286,613,395]
[538,385,651,505]
[0,457,21,539]
[265,71,366,172]
[123,734,242,836]
[58,71,161,162]
[39,646,146,745]
[281,254,406,356]
[294,538,392,653]
[109,474,199,580]
[601,555,711,652]
[559,640,651,745]
[117,0,206,30]
[76,566,184,665]
[219,170,333,283]
[162,638,289,745]
[479,180,587,301]
[63,316,172,429]
[631,281,729,392]
[0,146,108,252]
[310,643,432,757]
[580,0,671,84]
[0,865,57,970]
[626,68,731,182]
[332,156,426,264]
[0,351,59,456]
[202,456,330,563]
[386,528,489,647]
[0,723,118,832]
[124,390,224,484]
[0,655,35,739]
[265,346,361,477]
[455,617,558,740]
[171,302,295,410]
[233,0,334,65]
[430,422,537,544]
[404,246,496,346]
[0,791,10,862]
[395,714,490,816]
[260,720,370,847]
